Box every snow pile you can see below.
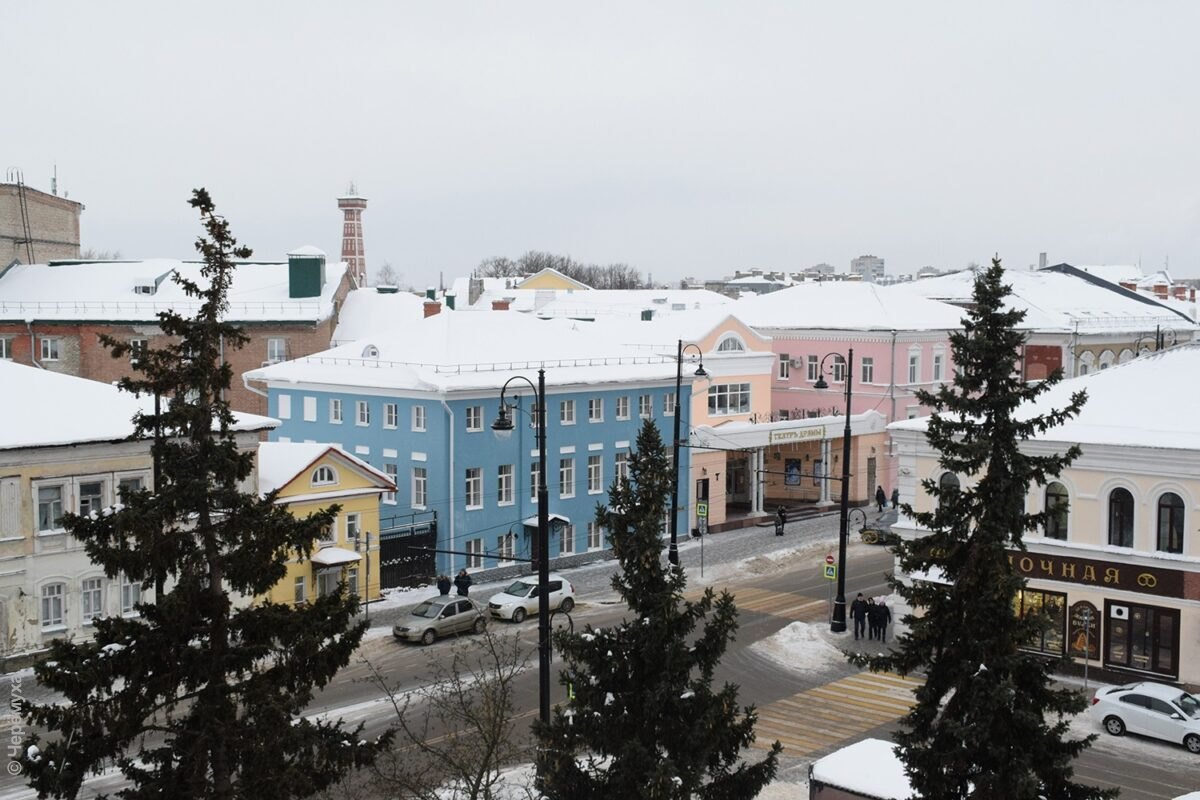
[751,620,847,673]
[810,737,912,799]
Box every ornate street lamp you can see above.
[670,341,707,566]
[813,348,854,633]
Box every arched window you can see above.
[938,472,960,509]
[312,465,337,486]
[1077,351,1095,376]
[1044,482,1069,540]
[1098,350,1116,370]
[1118,348,1134,364]
[1157,492,1185,554]
[1108,488,1134,547]
[716,335,745,353]
[362,344,379,358]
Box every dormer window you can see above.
[133,284,156,295]
[362,344,379,358]
[716,335,745,352]
[312,466,337,486]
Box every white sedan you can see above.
[487,574,575,622]
[1092,681,1200,753]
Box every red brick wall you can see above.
[1024,344,1063,381]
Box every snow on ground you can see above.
[751,620,846,673]
[448,763,808,799]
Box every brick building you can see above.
[0,248,350,415]
[1,181,83,265]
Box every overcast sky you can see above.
[6,2,1200,286]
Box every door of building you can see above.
[866,457,877,501]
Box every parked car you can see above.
[1092,681,1200,753]
[488,574,575,622]
[393,596,487,645]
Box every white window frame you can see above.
[498,464,514,506]
[615,396,630,420]
[312,465,337,486]
[615,451,629,485]
[559,458,575,499]
[383,463,397,504]
[465,467,483,509]
[347,567,359,596]
[329,398,343,424]
[466,405,483,432]
[531,461,540,501]
[861,357,875,385]
[41,582,65,629]
[266,338,286,364]
[778,354,790,380]
[0,337,12,360]
[40,337,60,361]
[908,350,921,384]
[121,575,143,615]
[36,482,66,534]
[76,478,106,518]
[498,532,516,563]
[356,400,370,427]
[81,577,104,623]
[412,466,428,509]
[716,335,745,352]
[707,383,751,416]
[466,538,484,569]
[129,338,148,364]
[807,355,819,382]
[587,454,603,494]
[588,397,603,423]
[411,405,426,432]
[587,521,603,550]
[302,396,317,422]
[560,523,575,555]
[294,576,306,604]
[346,512,361,547]
[663,392,676,417]
[639,394,653,419]
[278,394,292,420]
[384,402,398,429]
[560,399,576,425]
[932,350,945,382]
[831,355,847,383]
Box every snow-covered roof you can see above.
[889,343,1200,450]
[246,310,680,393]
[0,257,347,323]
[330,287,427,344]
[530,288,734,320]
[287,245,326,257]
[0,360,276,451]
[257,441,393,496]
[904,268,1192,333]
[729,281,968,332]
[809,738,912,800]
[1071,264,1144,285]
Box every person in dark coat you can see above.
[850,593,869,640]
[875,485,887,513]
[891,487,900,509]
[875,597,893,643]
[436,574,451,596]
[454,569,472,597]
[775,506,787,536]
[867,597,882,640]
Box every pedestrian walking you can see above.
[867,597,882,640]
[436,574,451,595]
[876,596,893,643]
[775,506,787,536]
[875,485,887,513]
[891,487,899,509]
[454,568,472,597]
[850,593,869,640]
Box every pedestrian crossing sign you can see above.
[823,564,837,580]
[696,502,708,518]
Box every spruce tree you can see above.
[21,189,390,799]
[858,259,1113,799]
[535,420,780,799]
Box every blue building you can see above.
[245,311,688,580]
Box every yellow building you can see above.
[257,443,395,606]
[516,268,592,291]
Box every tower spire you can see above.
[337,184,368,287]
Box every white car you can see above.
[1092,681,1200,753]
[488,574,575,622]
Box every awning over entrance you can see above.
[691,410,887,450]
[522,513,571,528]
[311,547,362,567]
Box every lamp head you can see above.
[813,374,829,390]
[491,404,515,438]
[694,363,708,377]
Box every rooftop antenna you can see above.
[51,164,58,196]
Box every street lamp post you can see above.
[669,341,707,566]
[492,369,551,726]
[813,348,854,633]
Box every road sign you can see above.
[697,516,708,536]
[823,564,837,580]
[696,502,708,518]
[825,554,835,565]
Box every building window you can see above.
[639,394,653,419]
[129,338,148,364]
[559,458,575,499]
[560,524,575,555]
[278,394,292,420]
[1077,352,1095,376]
[932,352,945,382]
[1098,350,1116,370]
[588,398,603,422]
[559,399,575,425]
[347,567,359,596]
[330,398,343,424]
[778,354,790,380]
[530,461,540,501]
[587,455,603,494]
[346,513,361,547]
[587,521,603,550]
[498,532,516,562]
[81,577,104,623]
[266,338,286,364]
[663,392,676,417]
[384,403,398,429]
[466,405,483,432]
[1013,588,1066,655]
[465,467,482,509]
[78,480,105,517]
[806,355,819,382]
[861,357,874,385]
[121,576,143,615]
[616,396,630,420]
[37,485,64,532]
[41,583,65,628]
[831,355,846,383]
[498,464,514,506]
[312,466,337,486]
[1108,488,1134,547]
[615,451,629,486]
[1044,482,1069,540]
[317,570,339,598]
[317,522,335,547]
[356,401,370,426]
[294,576,306,604]
[530,403,542,430]
[707,383,751,416]
[466,538,484,569]
[1157,492,1185,554]
[716,335,744,352]
[383,464,397,504]
[411,405,426,431]
[0,337,11,360]
[908,352,920,384]
[303,396,317,421]
[117,475,144,499]
[1105,602,1179,678]
[938,473,960,510]
[40,337,60,361]
[412,467,428,509]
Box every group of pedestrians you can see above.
[436,569,473,597]
[874,485,900,513]
[850,592,892,642]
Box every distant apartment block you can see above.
[1,182,82,265]
[850,254,885,283]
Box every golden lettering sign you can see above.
[768,427,827,444]
[1005,549,1184,599]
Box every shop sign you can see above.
[1007,549,1185,599]
[1067,601,1100,660]
[768,427,826,444]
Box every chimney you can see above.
[1119,281,1137,291]
[425,287,436,300]
[445,292,456,311]
[424,300,441,318]
[1174,286,1187,300]
[337,185,368,288]
[1154,285,1168,299]
[492,299,511,311]
[1191,287,1196,303]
